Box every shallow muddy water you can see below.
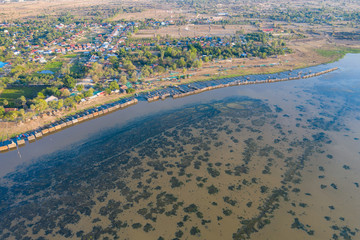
[0,54,359,240]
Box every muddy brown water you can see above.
[0,54,359,240]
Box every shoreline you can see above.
[2,43,357,139]
[0,65,339,153]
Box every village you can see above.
[0,11,292,123]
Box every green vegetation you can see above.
[62,54,78,59]
[315,47,360,61]
[0,86,45,107]
[42,61,63,73]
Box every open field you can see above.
[109,8,195,21]
[0,86,46,107]
[134,24,258,38]
[0,0,147,20]
[40,61,63,73]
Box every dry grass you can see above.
[134,24,257,38]
[0,0,144,20]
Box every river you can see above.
[0,54,359,239]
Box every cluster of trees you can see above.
[0,105,26,121]
[106,33,289,80]
[269,8,360,25]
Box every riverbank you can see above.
[2,39,358,138]
[0,64,339,153]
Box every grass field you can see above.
[0,86,46,107]
[41,61,63,73]
[315,47,360,61]
[62,54,78,59]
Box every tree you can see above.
[109,81,119,91]
[105,88,111,95]
[120,75,127,85]
[109,56,118,65]
[0,106,4,117]
[154,65,165,74]
[75,95,82,103]
[64,97,74,107]
[48,100,57,109]
[62,75,76,89]
[203,56,210,62]
[61,88,71,97]
[177,57,186,68]
[126,88,135,93]
[192,59,203,69]
[141,65,152,78]
[129,71,138,82]
[19,96,26,108]
[57,99,63,109]
[123,60,137,71]
[37,92,45,99]
[76,84,84,92]
[5,111,18,121]
[84,88,94,98]
[3,99,8,107]
[35,99,48,112]
[19,109,25,119]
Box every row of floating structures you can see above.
[141,67,339,101]
[0,98,138,153]
[0,66,338,153]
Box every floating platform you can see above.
[28,135,36,142]
[7,142,17,150]
[17,139,26,146]
[41,129,49,135]
[0,145,8,152]
[35,132,43,139]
